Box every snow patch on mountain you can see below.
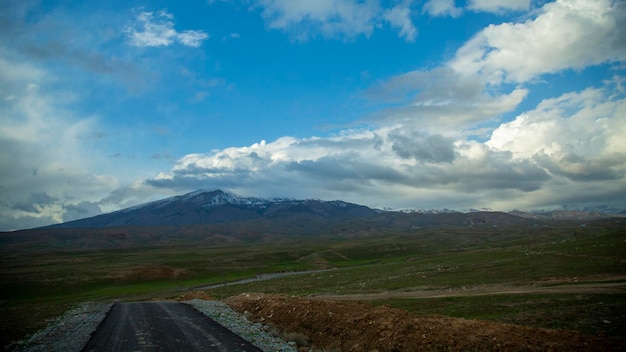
[120,189,349,213]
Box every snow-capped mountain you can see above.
[49,190,377,228]
[120,189,293,212]
[44,189,625,230]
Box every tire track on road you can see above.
[82,302,261,352]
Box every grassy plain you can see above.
[1,219,624,347]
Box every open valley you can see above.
[1,212,625,351]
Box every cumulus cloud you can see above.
[388,129,455,163]
[422,0,462,18]
[152,1,626,206]
[0,3,177,230]
[367,0,624,133]
[3,0,625,231]
[125,9,209,47]
[0,55,121,230]
[150,137,547,206]
[147,123,548,202]
[147,71,625,212]
[488,82,626,182]
[451,0,626,84]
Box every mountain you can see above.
[33,189,626,232]
[6,189,623,252]
[48,189,379,228]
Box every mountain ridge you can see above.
[47,189,378,228]
[3,190,624,252]
[45,189,626,229]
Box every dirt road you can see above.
[320,279,626,301]
[82,302,261,352]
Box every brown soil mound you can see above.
[176,291,214,301]
[226,293,618,352]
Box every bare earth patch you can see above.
[318,280,626,301]
[176,290,215,301]
[226,293,619,352]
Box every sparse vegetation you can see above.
[1,218,624,348]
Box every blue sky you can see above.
[1,0,625,230]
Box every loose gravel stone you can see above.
[16,299,294,352]
[18,302,112,352]
[186,299,297,352]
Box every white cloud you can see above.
[383,4,418,42]
[0,55,134,230]
[483,78,626,209]
[451,0,626,84]
[488,82,626,182]
[3,0,625,231]
[467,0,530,13]
[353,0,626,210]
[147,76,626,211]
[257,0,379,40]
[422,0,462,18]
[125,9,209,47]
[255,0,418,41]
[177,30,211,47]
[0,3,176,230]
[146,121,549,204]
[367,67,527,130]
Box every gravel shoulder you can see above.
[187,299,297,352]
[17,300,294,352]
[16,276,624,351]
[18,302,113,352]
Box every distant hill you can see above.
[47,189,379,228]
[36,189,626,231]
[2,190,624,252]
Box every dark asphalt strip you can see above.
[82,302,262,352]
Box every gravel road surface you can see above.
[19,300,295,352]
[82,301,262,352]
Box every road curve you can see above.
[82,302,261,352]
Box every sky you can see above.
[1,0,625,230]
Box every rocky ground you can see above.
[16,302,113,352]
[226,293,622,352]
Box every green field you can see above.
[1,219,624,347]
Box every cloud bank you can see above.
[147,76,625,210]
[1,0,625,231]
[451,0,626,84]
[147,0,626,211]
